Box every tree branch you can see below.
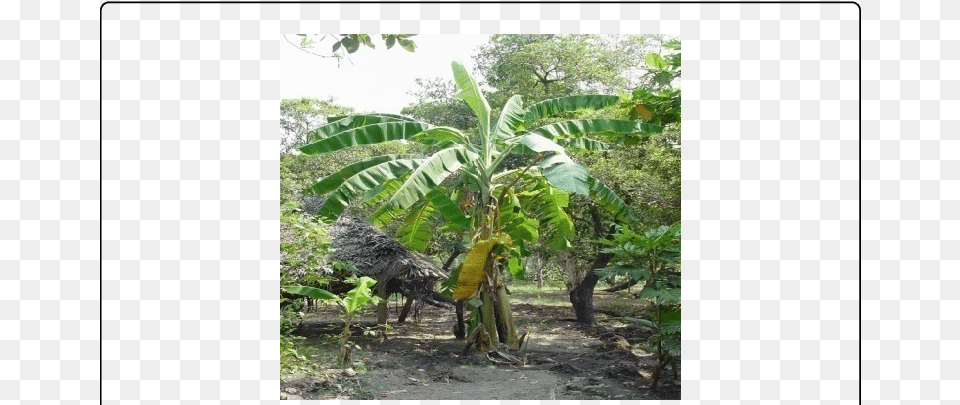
[282,34,338,59]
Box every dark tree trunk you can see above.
[569,206,616,326]
[441,247,462,272]
[569,252,612,326]
[453,301,466,340]
[446,246,465,339]
[396,294,415,323]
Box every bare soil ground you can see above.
[281,288,681,400]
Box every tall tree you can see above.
[298,61,660,350]
[566,39,682,325]
[473,34,656,106]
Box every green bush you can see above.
[597,223,680,388]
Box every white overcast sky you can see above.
[279,35,493,114]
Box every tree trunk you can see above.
[569,252,612,326]
[396,294,414,324]
[559,251,581,291]
[569,206,615,326]
[376,281,388,340]
[536,253,544,289]
[453,301,466,339]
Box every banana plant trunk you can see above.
[478,285,517,351]
[479,290,498,350]
[475,188,518,351]
[494,284,517,347]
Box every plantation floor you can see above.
[281,287,681,400]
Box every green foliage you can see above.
[601,223,681,388]
[314,158,426,220]
[298,60,653,351]
[424,189,471,231]
[281,97,354,154]
[280,206,335,337]
[520,182,575,250]
[528,119,661,141]
[281,285,338,301]
[309,154,426,195]
[383,146,479,210]
[280,120,423,209]
[451,61,492,155]
[279,207,336,336]
[540,153,590,196]
[291,34,416,63]
[300,62,644,250]
[640,38,681,89]
[622,39,681,126]
[522,95,622,128]
[311,114,416,141]
[299,122,433,155]
[400,78,478,131]
[285,275,382,368]
[573,126,681,228]
[623,88,681,127]
[395,198,437,252]
[474,35,649,104]
[341,276,381,318]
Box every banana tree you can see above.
[299,61,661,350]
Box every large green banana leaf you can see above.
[281,285,338,301]
[299,122,431,155]
[515,133,567,154]
[361,176,404,206]
[500,191,539,243]
[410,126,469,145]
[540,154,590,197]
[587,175,636,224]
[424,188,470,230]
[395,199,437,252]
[522,95,622,126]
[558,137,610,151]
[311,113,415,140]
[522,184,575,250]
[385,146,478,210]
[528,119,662,140]
[309,154,424,195]
[493,95,525,140]
[326,113,414,126]
[314,159,425,220]
[451,61,491,156]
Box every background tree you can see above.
[559,38,681,325]
[281,97,354,154]
[473,34,656,106]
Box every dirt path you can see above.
[282,298,681,400]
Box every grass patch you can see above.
[507,280,570,307]
[281,335,332,375]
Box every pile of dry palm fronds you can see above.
[328,214,451,310]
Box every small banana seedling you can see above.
[282,276,383,367]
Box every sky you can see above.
[279,35,493,114]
